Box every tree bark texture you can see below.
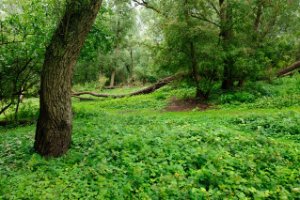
[34,0,103,157]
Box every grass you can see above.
[1,76,300,199]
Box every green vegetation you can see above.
[1,0,300,198]
[1,76,300,199]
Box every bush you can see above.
[231,111,300,140]
[220,91,256,104]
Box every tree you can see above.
[137,0,300,97]
[34,0,103,157]
[73,1,138,87]
[0,0,63,119]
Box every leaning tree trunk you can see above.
[277,60,300,77]
[34,0,103,157]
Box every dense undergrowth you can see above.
[1,75,300,199]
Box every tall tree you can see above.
[219,0,234,90]
[34,0,103,157]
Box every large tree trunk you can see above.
[34,0,103,157]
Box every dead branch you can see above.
[277,60,300,77]
[72,73,184,99]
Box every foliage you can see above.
[1,78,300,199]
[137,0,300,97]
[0,0,64,116]
[219,75,300,106]
[232,111,300,141]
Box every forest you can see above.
[0,0,300,199]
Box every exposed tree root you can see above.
[72,73,184,99]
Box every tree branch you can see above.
[190,13,220,27]
[277,61,300,77]
[132,0,166,17]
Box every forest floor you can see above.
[1,76,300,199]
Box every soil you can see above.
[165,97,211,112]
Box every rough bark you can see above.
[276,61,300,77]
[34,0,103,157]
[72,73,183,99]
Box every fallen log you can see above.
[71,96,97,101]
[72,73,183,99]
[277,60,300,77]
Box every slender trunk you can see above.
[34,0,103,157]
[0,102,13,116]
[110,70,116,88]
[190,42,204,99]
[196,88,209,101]
[190,42,199,85]
[221,63,234,90]
[129,47,134,84]
[184,0,205,99]
[237,79,244,88]
[219,0,234,90]
[254,1,263,33]
[14,92,22,121]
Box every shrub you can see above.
[220,91,256,104]
[231,111,300,140]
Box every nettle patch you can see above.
[1,109,300,199]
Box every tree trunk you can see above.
[34,0,103,157]
[183,0,204,99]
[196,88,209,101]
[190,42,204,98]
[110,70,116,88]
[221,64,234,90]
[253,1,263,33]
[14,93,21,121]
[129,47,134,84]
[219,0,234,90]
[0,102,13,116]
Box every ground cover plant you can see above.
[1,0,300,199]
[1,76,300,199]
